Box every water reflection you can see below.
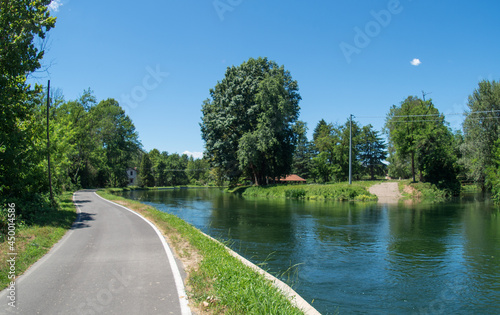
[119,189,500,314]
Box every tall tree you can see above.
[201,57,301,186]
[358,125,387,180]
[90,99,141,187]
[311,120,338,182]
[0,0,56,204]
[311,119,362,182]
[385,96,439,182]
[461,80,500,189]
[385,96,460,193]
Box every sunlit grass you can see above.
[0,192,77,290]
[240,182,377,201]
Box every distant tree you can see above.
[487,140,500,203]
[90,99,141,187]
[187,157,210,185]
[385,96,438,182]
[201,57,301,186]
[139,153,154,187]
[385,96,460,194]
[291,121,312,179]
[461,80,500,190]
[148,149,164,186]
[165,153,189,186]
[311,151,337,183]
[418,129,461,194]
[311,120,338,182]
[311,119,362,182]
[358,125,387,180]
[386,145,411,179]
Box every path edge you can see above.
[93,192,191,315]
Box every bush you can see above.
[284,188,306,199]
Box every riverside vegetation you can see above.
[239,183,377,201]
[98,189,305,314]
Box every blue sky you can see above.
[36,0,500,158]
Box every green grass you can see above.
[399,181,449,203]
[98,189,306,314]
[240,183,377,202]
[0,192,77,290]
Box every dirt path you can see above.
[369,182,402,203]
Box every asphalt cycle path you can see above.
[1,190,191,315]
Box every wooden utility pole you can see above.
[47,80,54,204]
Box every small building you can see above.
[126,167,138,186]
[278,174,306,184]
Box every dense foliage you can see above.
[138,149,211,187]
[309,119,387,183]
[201,57,301,186]
[384,96,460,195]
[0,0,56,221]
[461,80,500,191]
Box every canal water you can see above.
[118,188,500,314]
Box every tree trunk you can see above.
[411,151,416,182]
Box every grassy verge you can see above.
[0,192,77,290]
[239,183,377,201]
[399,181,449,202]
[97,189,305,314]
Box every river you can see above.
[117,188,500,314]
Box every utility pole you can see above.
[422,90,431,102]
[349,114,353,185]
[47,80,54,204]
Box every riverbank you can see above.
[236,182,377,201]
[98,189,314,314]
[0,192,77,290]
[234,180,463,203]
[397,180,452,202]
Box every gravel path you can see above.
[369,182,402,203]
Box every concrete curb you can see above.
[200,232,321,315]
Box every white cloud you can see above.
[183,151,204,159]
[410,58,422,66]
[49,0,63,12]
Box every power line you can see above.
[357,110,500,120]
[386,119,445,123]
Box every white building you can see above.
[126,167,138,186]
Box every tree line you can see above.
[201,57,500,199]
[0,1,209,225]
[137,150,211,187]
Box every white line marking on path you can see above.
[93,192,191,315]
